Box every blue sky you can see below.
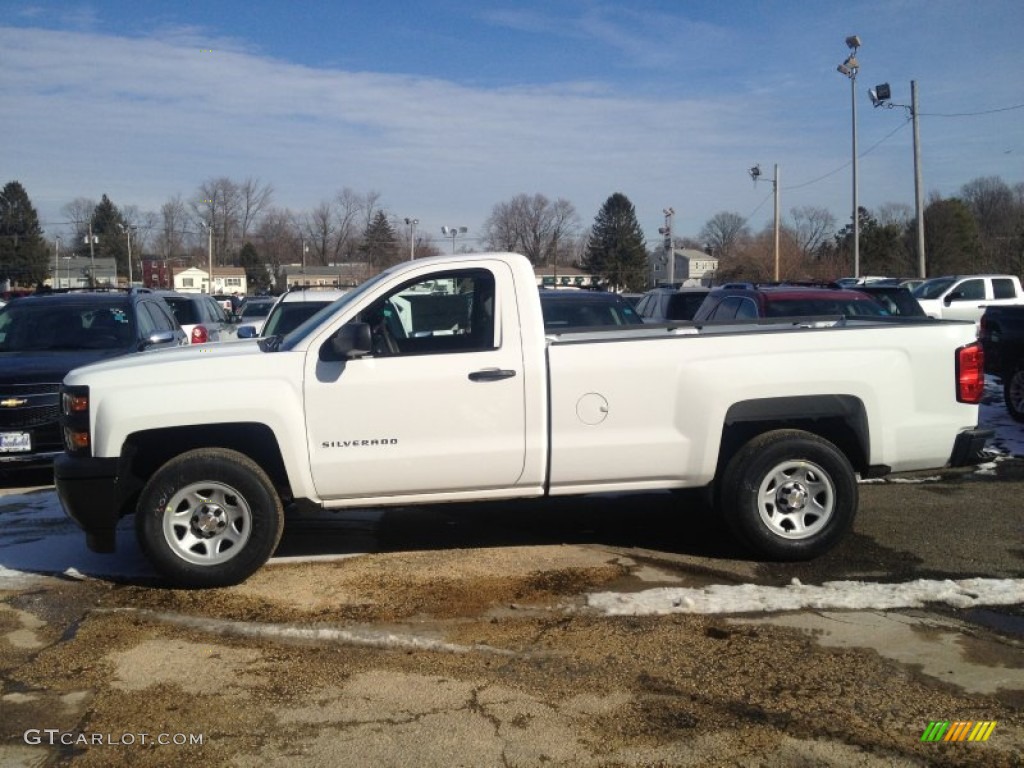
[2,0,1022,249]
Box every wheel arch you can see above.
[717,395,871,478]
[119,423,293,512]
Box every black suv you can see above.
[0,288,187,471]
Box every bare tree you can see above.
[303,201,338,267]
[699,211,750,262]
[255,207,301,286]
[60,197,96,254]
[482,193,580,265]
[238,177,273,242]
[335,188,365,262]
[789,206,837,261]
[157,195,190,261]
[191,177,241,265]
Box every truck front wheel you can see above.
[135,448,284,588]
[719,430,857,561]
[1003,363,1024,423]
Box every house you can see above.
[49,256,118,289]
[650,248,719,287]
[279,263,374,291]
[533,264,597,289]
[170,266,248,295]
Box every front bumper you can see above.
[948,428,995,467]
[53,453,123,553]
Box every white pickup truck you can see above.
[54,252,991,587]
[913,274,1024,323]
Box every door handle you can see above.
[468,368,517,382]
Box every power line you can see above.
[920,103,1024,117]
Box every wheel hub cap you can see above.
[777,482,808,511]
[191,503,228,538]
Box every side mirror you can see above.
[945,291,962,305]
[144,330,177,348]
[237,325,257,339]
[320,322,372,362]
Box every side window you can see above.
[710,296,742,320]
[358,269,496,357]
[137,302,158,337]
[735,298,758,319]
[992,279,1016,299]
[143,301,176,333]
[635,296,650,315]
[952,279,984,301]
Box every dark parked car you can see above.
[0,288,187,470]
[539,290,643,331]
[692,283,891,322]
[979,305,1024,422]
[851,284,927,317]
[634,287,711,323]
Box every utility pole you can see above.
[659,208,675,285]
[911,80,926,278]
[85,222,98,287]
[404,218,418,261]
[749,164,781,280]
[870,80,927,277]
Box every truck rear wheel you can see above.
[135,448,284,588]
[719,429,857,561]
[1004,364,1024,423]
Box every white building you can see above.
[171,266,248,295]
[650,248,719,287]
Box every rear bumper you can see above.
[948,428,994,467]
[53,454,123,553]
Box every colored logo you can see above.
[921,721,997,742]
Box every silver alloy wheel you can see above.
[161,480,252,565]
[756,459,835,540]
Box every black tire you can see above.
[135,448,284,588]
[718,429,857,561]
[1003,364,1024,423]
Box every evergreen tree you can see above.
[238,241,271,293]
[87,194,130,280]
[361,210,399,269]
[0,181,49,288]
[583,193,648,291]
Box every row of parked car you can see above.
[541,273,1024,332]
[0,284,351,471]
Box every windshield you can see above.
[240,300,273,319]
[913,277,956,300]
[276,270,395,351]
[0,302,134,351]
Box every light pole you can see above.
[870,80,927,278]
[118,224,134,287]
[54,236,61,288]
[84,224,98,287]
[441,225,467,254]
[404,218,419,261]
[200,221,213,293]
[658,208,675,286]
[837,34,861,278]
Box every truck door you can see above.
[943,278,986,322]
[304,265,528,499]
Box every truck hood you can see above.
[63,339,265,381]
[0,348,131,386]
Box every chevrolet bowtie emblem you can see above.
[0,398,28,407]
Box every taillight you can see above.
[956,341,985,404]
[191,325,209,344]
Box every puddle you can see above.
[961,607,1024,639]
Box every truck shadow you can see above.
[275,491,751,562]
